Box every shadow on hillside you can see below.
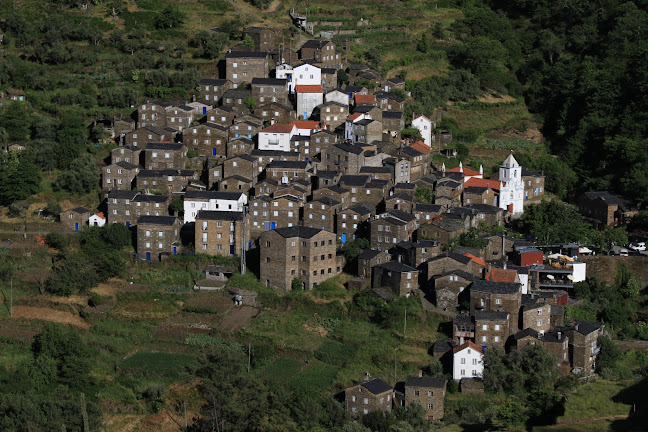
[609,376,648,431]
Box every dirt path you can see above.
[10,306,90,329]
[267,0,281,13]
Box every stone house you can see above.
[474,310,510,348]
[138,100,171,129]
[434,270,477,310]
[60,207,90,231]
[564,321,603,375]
[393,182,417,197]
[337,203,374,244]
[521,300,552,335]
[5,88,26,101]
[205,106,237,128]
[369,209,417,250]
[225,51,269,87]
[357,249,390,279]
[512,328,570,370]
[412,203,443,224]
[265,160,311,184]
[399,146,427,181]
[242,27,276,51]
[360,166,393,183]
[252,179,280,197]
[144,143,187,170]
[522,168,545,201]
[165,105,194,132]
[299,40,339,69]
[325,89,350,106]
[251,78,289,106]
[131,194,171,220]
[384,193,415,213]
[396,240,441,269]
[259,227,341,290]
[211,154,258,188]
[197,78,232,105]
[364,180,392,207]
[320,143,366,175]
[382,111,404,142]
[384,77,405,92]
[136,216,181,261]
[577,191,638,228]
[183,122,229,157]
[254,102,294,125]
[352,119,383,144]
[107,190,139,226]
[248,195,302,240]
[383,157,411,184]
[470,280,522,335]
[229,120,263,141]
[304,197,341,232]
[321,67,338,92]
[124,126,170,148]
[404,374,447,421]
[345,378,393,418]
[418,218,465,245]
[102,161,140,191]
[372,260,418,297]
[376,93,405,112]
[195,210,248,257]
[221,89,251,113]
[463,186,497,207]
[222,136,252,157]
[111,145,142,165]
[310,129,338,155]
[218,175,253,193]
[135,169,197,194]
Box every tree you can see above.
[45,231,68,251]
[427,358,443,377]
[245,96,257,111]
[414,186,434,204]
[191,30,227,59]
[103,223,132,249]
[0,102,31,142]
[155,6,185,29]
[291,278,304,291]
[518,200,592,244]
[0,152,41,205]
[54,155,99,194]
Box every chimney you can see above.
[418,370,423,378]
[557,331,562,339]
[365,372,370,381]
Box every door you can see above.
[74,223,79,231]
[264,222,270,230]
[173,246,177,255]
[212,148,217,156]
[303,112,307,119]
[145,252,151,261]
[229,245,235,254]
[126,221,130,228]
[271,222,276,229]
[385,85,389,92]
[342,234,347,244]
[203,107,207,115]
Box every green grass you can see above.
[314,339,357,367]
[561,380,634,421]
[120,352,197,376]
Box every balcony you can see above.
[591,346,601,357]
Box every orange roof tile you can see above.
[292,120,322,129]
[262,123,295,133]
[409,142,430,155]
[94,212,106,220]
[464,253,486,267]
[347,113,362,121]
[464,178,502,191]
[448,166,481,177]
[355,94,376,104]
[485,268,518,283]
[453,340,484,354]
[414,114,433,123]
[295,85,323,93]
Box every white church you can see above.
[497,153,525,215]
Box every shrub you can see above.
[46,231,68,250]
[88,292,102,307]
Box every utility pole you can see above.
[81,392,89,432]
[184,400,188,429]
[247,342,251,373]
[403,307,407,335]
[9,277,12,317]
[393,347,398,383]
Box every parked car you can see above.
[619,248,629,257]
[629,242,646,251]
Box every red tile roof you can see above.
[295,85,323,93]
[464,253,486,267]
[464,178,502,191]
[409,141,430,155]
[414,114,433,122]
[453,340,484,354]
[355,94,376,105]
[94,212,106,220]
[448,166,481,177]
[485,267,518,283]
[262,123,295,133]
[292,120,322,130]
[347,113,362,121]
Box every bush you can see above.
[46,231,68,250]
[88,292,102,307]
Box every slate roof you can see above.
[132,194,169,203]
[223,89,251,99]
[199,78,228,86]
[400,146,423,157]
[360,166,391,174]
[68,207,89,214]
[137,169,195,178]
[252,78,287,86]
[275,226,323,239]
[334,142,365,155]
[225,51,269,58]
[114,161,140,170]
[470,280,520,295]
[196,210,244,221]
[145,143,185,151]
[572,321,603,335]
[414,203,442,213]
[312,197,342,207]
[428,252,472,265]
[137,216,177,225]
[301,39,331,49]
[429,218,464,232]
[405,376,447,389]
[513,328,540,341]
[361,378,392,395]
[376,261,418,273]
[358,249,385,260]
[340,174,370,186]
[267,160,309,169]
[346,203,374,215]
[184,191,244,200]
[382,111,403,119]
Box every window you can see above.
[494,336,500,342]
[461,369,465,376]
[461,358,466,364]
[158,242,163,249]
[481,336,487,342]
[482,324,487,330]
[428,403,434,410]
[472,370,478,376]
[472,358,478,365]
[537,320,542,327]
[495,324,500,331]
[495,298,501,305]
[363,398,369,405]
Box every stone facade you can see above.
[259,227,341,290]
[372,261,419,297]
[243,27,276,51]
[345,378,393,418]
[144,143,187,170]
[254,102,294,125]
[102,162,140,191]
[195,210,248,257]
[564,321,603,375]
[135,169,198,194]
[225,52,269,86]
[304,197,341,232]
[369,210,417,250]
[469,280,522,335]
[182,123,229,157]
[60,207,89,231]
[404,375,446,421]
[136,216,181,261]
[251,78,289,106]
[474,310,510,348]
[205,106,237,128]
[197,78,232,104]
[299,40,339,69]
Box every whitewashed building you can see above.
[498,153,525,215]
[258,123,298,152]
[412,115,435,146]
[183,191,247,224]
[452,341,484,381]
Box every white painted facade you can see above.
[452,343,484,381]
[296,89,323,120]
[292,64,321,92]
[344,114,371,140]
[498,154,525,215]
[325,89,350,106]
[258,124,298,152]
[183,193,247,224]
[412,115,435,146]
[89,214,106,227]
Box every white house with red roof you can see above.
[291,64,321,92]
[258,123,298,151]
[89,212,106,227]
[412,114,436,146]
[452,341,484,381]
[296,84,323,120]
[292,120,328,136]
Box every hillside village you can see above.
[40,24,624,422]
[1,2,648,430]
